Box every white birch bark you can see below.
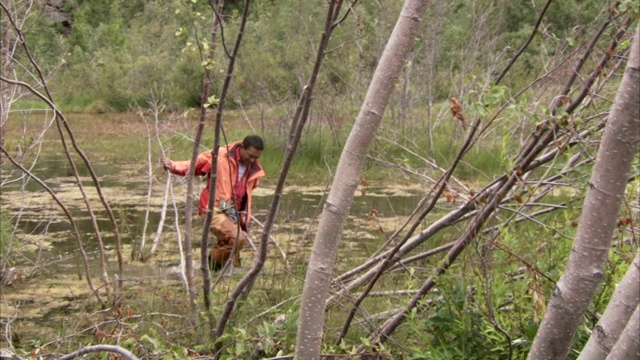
[149,100,170,258]
[578,252,640,360]
[605,305,640,360]
[294,1,430,358]
[149,175,170,257]
[528,28,640,360]
[139,116,153,256]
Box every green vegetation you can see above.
[0,211,12,261]
[2,0,639,359]
[14,0,607,113]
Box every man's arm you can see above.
[161,157,187,175]
[162,151,212,176]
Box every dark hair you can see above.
[243,135,264,151]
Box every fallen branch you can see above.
[58,345,138,360]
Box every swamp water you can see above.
[0,157,431,340]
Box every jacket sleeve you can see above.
[169,151,212,176]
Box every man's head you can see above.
[239,135,264,165]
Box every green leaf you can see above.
[236,341,246,355]
[206,95,219,108]
[171,346,185,357]
[360,337,371,347]
[470,102,490,117]
[141,334,161,351]
[121,338,136,347]
[215,333,232,345]
[263,339,273,353]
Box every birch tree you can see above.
[605,305,640,360]
[295,0,430,358]
[578,252,640,360]
[528,27,640,360]
[0,0,13,159]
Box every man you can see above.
[162,135,265,271]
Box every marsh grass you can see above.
[4,103,515,186]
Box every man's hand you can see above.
[161,157,172,171]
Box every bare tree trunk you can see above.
[199,0,225,313]
[294,1,430,358]
[605,305,640,360]
[528,28,640,360]
[171,181,189,288]
[578,252,640,360]
[148,98,170,259]
[180,0,227,321]
[214,0,343,340]
[138,109,154,260]
[0,0,11,165]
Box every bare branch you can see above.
[58,345,138,360]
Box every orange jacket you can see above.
[168,141,265,227]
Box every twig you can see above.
[243,295,302,327]
[250,216,288,265]
[494,0,554,84]
[138,108,154,260]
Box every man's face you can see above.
[239,146,262,165]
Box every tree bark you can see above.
[578,252,640,360]
[200,0,225,314]
[294,1,430,358]
[0,0,12,166]
[605,305,640,360]
[528,28,640,360]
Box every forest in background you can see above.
[18,0,605,112]
[1,0,639,359]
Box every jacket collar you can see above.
[226,143,263,178]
